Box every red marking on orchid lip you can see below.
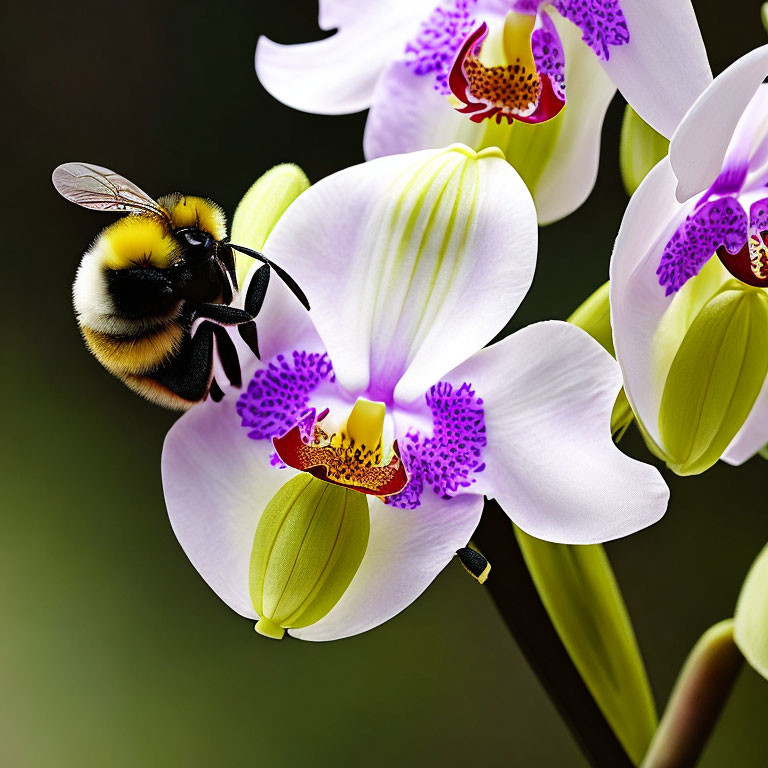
[272,426,409,497]
[449,22,489,108]
[717,233,768,287]
[514,75,565,124]
[448,20,565,125]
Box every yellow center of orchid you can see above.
[336,397,385,452]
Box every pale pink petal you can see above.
[446,322,669,544]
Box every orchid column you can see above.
[256,0,710,223]
[162,144,668,641]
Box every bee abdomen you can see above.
[81,322,184,376]
[119,374,200,411]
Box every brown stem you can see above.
[474,501,635,768]
[641,620,743,768]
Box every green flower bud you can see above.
[658,280,768,475]
[735,542,768,680]
[619,106,669,196]
[231,163,310,287]
[249,475,370,640]
[567,280,634,440]
[568,281,615,356]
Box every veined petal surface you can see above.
[670,45,768,202]
[598,0,710,140]
[290,493,483,641]
[447,321,669,544]
[262,145,537,405]
[255,0,433,115]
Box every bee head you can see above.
[157,193,228,243]
[153,193,231,304]
[176,226,216,261]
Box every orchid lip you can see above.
[272,406,409,497]
[717,233,768,287]
[447,18,566,125]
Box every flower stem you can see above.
[640,620,743,768]
[473,500,635,768]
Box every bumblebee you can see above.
[54,162,308,410]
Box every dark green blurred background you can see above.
[2,1,767,765]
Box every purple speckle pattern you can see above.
[405,0,478,94]
[750,198,768,233]
[236,351,335,441]
[657,197,748,295]
[531,11,566,101]
[553,0,629,60]
[512,0,542,12]
[387,382,486,509]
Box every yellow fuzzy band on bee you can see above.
[100,216,179,270]
[157,193,227,241]
[81,323,184,376]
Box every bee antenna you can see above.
[228,243,310,311]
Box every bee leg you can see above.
[218,243,237,286]
[153,322,218,403]
[153,321,240,404]
[193,303,253,326]
[208,322,242,389]
[209,378,225,403]
[231,264,271,360]
[244,264,271,318]
[238,321,260,359]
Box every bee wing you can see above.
[52,162,169,221]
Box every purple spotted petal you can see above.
[750,197,768,232]
[388,381,486,509]
[405,0,478,95]
[553,0,629,61]
[657,196,748,295]
[531,11,566,101]
[236,351,335,441]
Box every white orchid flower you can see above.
[255,0,710,224]
[162,145,668,642]
[611,46,768,476]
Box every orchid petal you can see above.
[262,146,537,405]
[448,321,668,544]
[289,493,483,641]
[722,378,768,465]
[255,0,432,115]
[317,0,363,30]
[596,0,710,140]
[364,14,614,225]
[522,13,615,224]
[161,397,298,620]
[670,45,768,203]
[363,60,489,160]
[610,157,688,446]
